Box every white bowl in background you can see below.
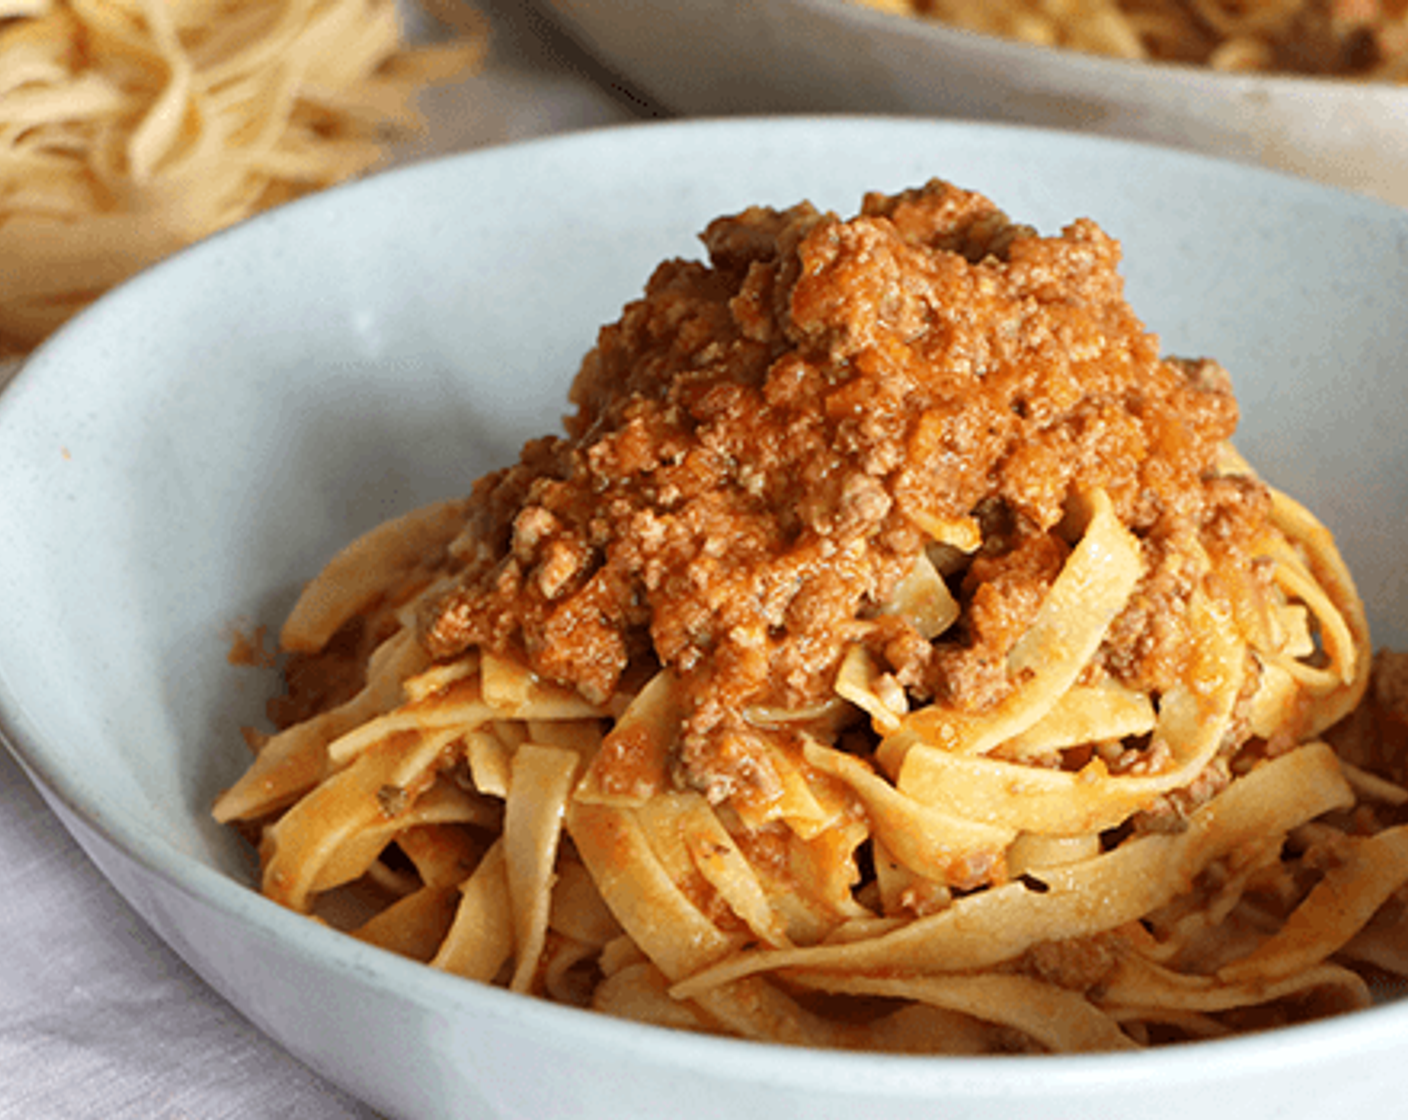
[2,117,1408,1120]
[539,0,1408,207]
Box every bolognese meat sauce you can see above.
[418,180,1267,801]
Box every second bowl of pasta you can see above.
[538,0,1408,206]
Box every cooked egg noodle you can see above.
[212,432,1408,1051]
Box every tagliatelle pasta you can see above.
[852,0,1408,80]
[0,0,487,356]
[217,179,1408,1053]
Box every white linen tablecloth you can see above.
[0,4,650,1116]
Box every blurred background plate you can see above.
[537,0,1408,206]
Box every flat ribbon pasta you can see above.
[214,182,1408,1056]
[1,0,487,353]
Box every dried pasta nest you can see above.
[0,0,487,355]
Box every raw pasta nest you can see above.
[0,0,485,357]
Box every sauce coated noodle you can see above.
[851,0,1408,80]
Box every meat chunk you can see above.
[418,180,1262,799]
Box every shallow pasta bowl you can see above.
[539,0,1408,207]
[2,117,1408,1120]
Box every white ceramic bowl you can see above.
[539,0,1408,207]
[3,118,1408,1120]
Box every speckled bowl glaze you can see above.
[2,118,1407,1120]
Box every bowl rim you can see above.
[4,112,1408,1098]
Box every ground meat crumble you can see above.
[417,179,1268,801]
